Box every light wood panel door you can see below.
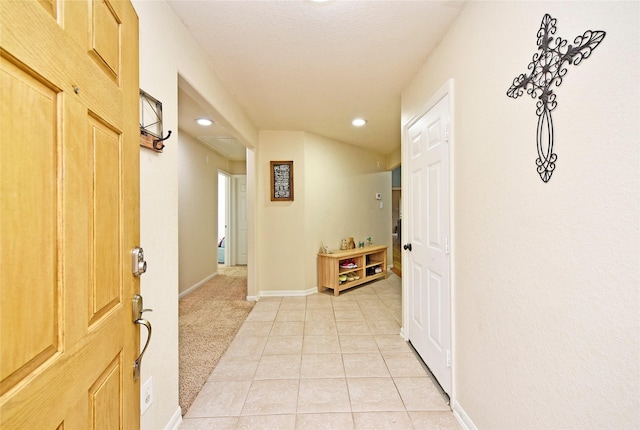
[1,1,140,428]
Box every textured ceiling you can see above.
[178,87,248,160]
[170,0,466,158]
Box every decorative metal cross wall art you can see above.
[507,14,605,182]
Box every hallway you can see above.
[179,274,460,429]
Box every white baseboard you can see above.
[246,295,258,302]
[452,400,477,430]
[257,287,318,299]
[163,406,182,430]
[179,272,217,299]
[399,326,408,340]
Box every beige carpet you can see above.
[178,265,253,414]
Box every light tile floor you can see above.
[180,274,461,430]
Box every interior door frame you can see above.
[401,78,456,403]
[231,174,248,266]
[218,170,231,266]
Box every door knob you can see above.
[403,243,412,251]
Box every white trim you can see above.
[246,295,258,302]
[178,272,217,299]
[218,169,231,266]
[401,78,455,398]
[448,80,458,411]
[228,174,237,266]
[258,287,318,298]
[231,174,248,266]
[162,406,182,430]
[399,326,408,340]
[452,400,477,430]
[405,79,454,128]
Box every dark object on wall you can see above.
[507,14,605,182]
[140,89,172,152]
[218,237,225,264]
[270,161,294,201]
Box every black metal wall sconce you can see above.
[507,14,605,182]
[140,89,172,152]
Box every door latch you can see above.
[132,246,147,277]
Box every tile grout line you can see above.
[183,276,456,429]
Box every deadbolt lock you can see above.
[132,246,147,277]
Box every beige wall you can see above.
[178,133,233,295]
[229,159,247,175]
[133,1,258,428]
[402,1,639,428]
[256,131,307,293]
[303,133,392,291]
[255,131,392,295]
[386,145,401,170]
[135,2,179,428]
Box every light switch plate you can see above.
[141,377,153,415]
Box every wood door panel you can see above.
[2,1,124,128]
[0,55,60,394]
[90,115,122,322]
[1,310,123,428]
[63,97,94,347]
[37,0,57,20]
[1,1,140,428]
[89,354,123,430]
[90,0,121,81]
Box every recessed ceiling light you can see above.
[352,118,367,127]
[195,118,213,126]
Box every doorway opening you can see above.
[176,79,253,413]
[391,166,402,277]
[218,171,229,266]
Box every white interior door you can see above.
[406,94,451,394]
[234,175,248,265]
[218,171,230,265]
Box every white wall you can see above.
[402,2,639,428]
[132,1,258,428]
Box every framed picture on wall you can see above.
[270,161,294,201]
